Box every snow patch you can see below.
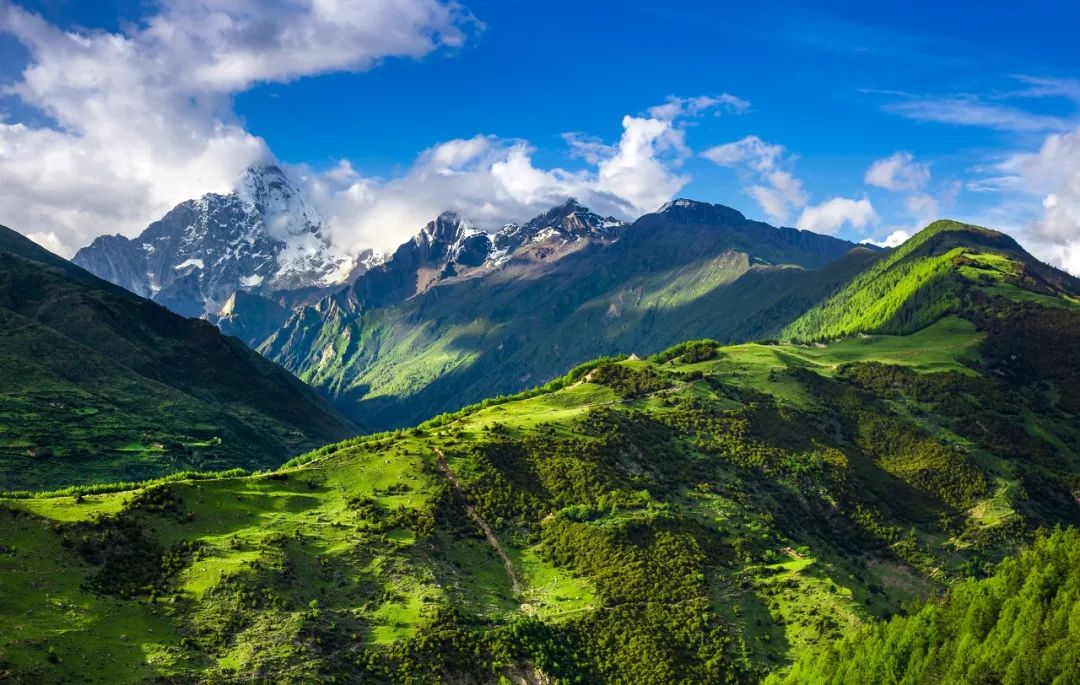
[174,258,204,270]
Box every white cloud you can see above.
[701,135,784,173]
[862,229,911,248]
[701,136,808,224]
[703,135,878,232]
[796,197,878,235]
[305,103,729,253]
[865,151,930,191]
[647,94,750,120]
[1006,125,1080,274]
[883,96,1067,133]
[747,172,807,225]
[0,1,473,256]
[699,135,816,223]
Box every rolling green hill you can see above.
[782,220,1080,340]
[0,226,356,491]
[3,223,1079,682]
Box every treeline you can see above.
[0,467,248,499]
[648,339,720,364]
[771,526,1080,685]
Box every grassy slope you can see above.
[3,280,1078,682]
[783,220,1080,340]
[0,226,355,491]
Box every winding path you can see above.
[434,447,522,597]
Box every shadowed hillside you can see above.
[0,226,355,490]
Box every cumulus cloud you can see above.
[1005,125,1080,274]
[701,135,784,172]
[0,0,473,256]
[796,197,878,235]
[865,151,930,191]
[701,136,807,223]
[304,99,740,253]
[862,229,911,248]
[704,135,877,231]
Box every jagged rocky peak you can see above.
[656,198,746,225]
[236,163,325,241]
[524,197,623,237]
[489,198,623,264]
[411,211,491,270]
[73,162,353,319]
[415,211,478,245]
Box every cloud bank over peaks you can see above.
[1005,125,1080,274]
[0,0,747,261]
[306,95,750,254]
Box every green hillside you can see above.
[3,253,1078,682]
[772,526,1080,684]
[783,220,1080,340]
[264,204,877,430]
[0,226,355,490]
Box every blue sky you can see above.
[2,0,1080,273]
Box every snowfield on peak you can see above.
[73,163,353,318]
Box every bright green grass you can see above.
[776,316,982,374]
[1,301,1071,682]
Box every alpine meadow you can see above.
[1,1,1079,684]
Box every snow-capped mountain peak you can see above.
[235,164,325,241]
[74,163,352,318]
[487,198,623,265]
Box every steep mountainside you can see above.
[73,165,357,318]
[264,200,872,429]
[2,232,1078,681]
[0,225,355,490]
[783,219,1080,340]
[773,527,1080,684]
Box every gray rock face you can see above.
[342,200,623,311]
[73,165,351,318]
[488,198,623,265]
[211,289,291,347]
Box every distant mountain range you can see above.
[0,224,355,490]
[72,165,1077,436]
[72,165,890,429]
[262,197,876,428]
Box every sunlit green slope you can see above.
[783,220,1080,340]
[3,269,1079,682]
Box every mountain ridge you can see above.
[0,224,356,490]
[261,199,873,429]
[783,219,1080,341]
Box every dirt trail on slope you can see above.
[434,447,522,597]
